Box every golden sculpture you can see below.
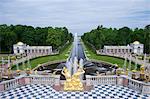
[140,64,145,80]
[140,64,145,74]
[61,65,85,91]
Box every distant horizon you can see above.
[0,0,150,35]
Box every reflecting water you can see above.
[36,34,117,78]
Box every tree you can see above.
[81,25,148,53]
[144,25,150,54]
[0,24,73,53]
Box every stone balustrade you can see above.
[9,52,59,67]
[0,76,23,92]
[0,75,60,92]
[142,85,150,95]
[128,77,144,93]
[86,75,117,85]
[29,75,60,86]
[0,74,149,95]
[86,75,150,95]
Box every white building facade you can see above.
[102,41,144,55]
[13,42,52,55]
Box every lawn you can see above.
[83,42,138,70]
[11,44,72,70]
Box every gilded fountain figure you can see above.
[61,64,85,91]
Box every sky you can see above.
[0,0,150,35]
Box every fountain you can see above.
[16,59,21,74]
[26,56,32,75]
[62,65,85,91]
[22,60,25,70]
[73,57,78,74]
[134,56,138,70]
[65,59,72,75]
[128,54,132,71]
[128,54,132,77]
[35,32,116,78]
[143,53,146,66]
[66,33,81,76]
[7,56,12,79]
[61,33,86,91]
[123,53,127,74]
[79,58,84,79]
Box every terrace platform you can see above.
[0,84,149,99]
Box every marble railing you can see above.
[29,75,60,86]
[142,85,150,95]
[128,78,144,93]
[0,74,149,95]
[12,52,58,66]
[86,75,150,95]
[127,77,150,94]
[0,76,23,92]
[0,75,60,92]
[86,75,117,85]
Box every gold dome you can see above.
[133,41,140,44]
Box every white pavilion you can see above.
[102,41,144,55]
[13,42,52,55]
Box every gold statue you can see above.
[140,65,145,74]
[61,65,85,91]
[61,67,72,90]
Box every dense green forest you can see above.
[82,25,150,54]
[0,24,73,53]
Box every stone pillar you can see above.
[116,49,118,54]
[54,75,60,86]
[142,85,150,95]
[122,75,129,87]
[0,84,4,92]
[34,49,36,53]
[105,48,107,54]
[41,49,43,53]
[37,49,39,53]
[107,49,109,54]
[128,49,130,53]
[113,49,115,54]
[19,77,26,85]
[43,49,45,54]
[120,49,122,54]
[117,76,123,86]
[86,75,92,86]
[48,49,50,54]
[24,77,31,85]
[45,49,46,54]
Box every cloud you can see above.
[0,0,149,35]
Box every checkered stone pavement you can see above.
[0,84,149,99]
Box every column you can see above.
[113,49,115,54]
[37,49,39,53]
[34,49,36,53]
[45,49,46,54]
[107,49,109,54]
[120,49,122,54]
[48,48,50,54]
[116,49,118,54]
[41,49,43,53]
